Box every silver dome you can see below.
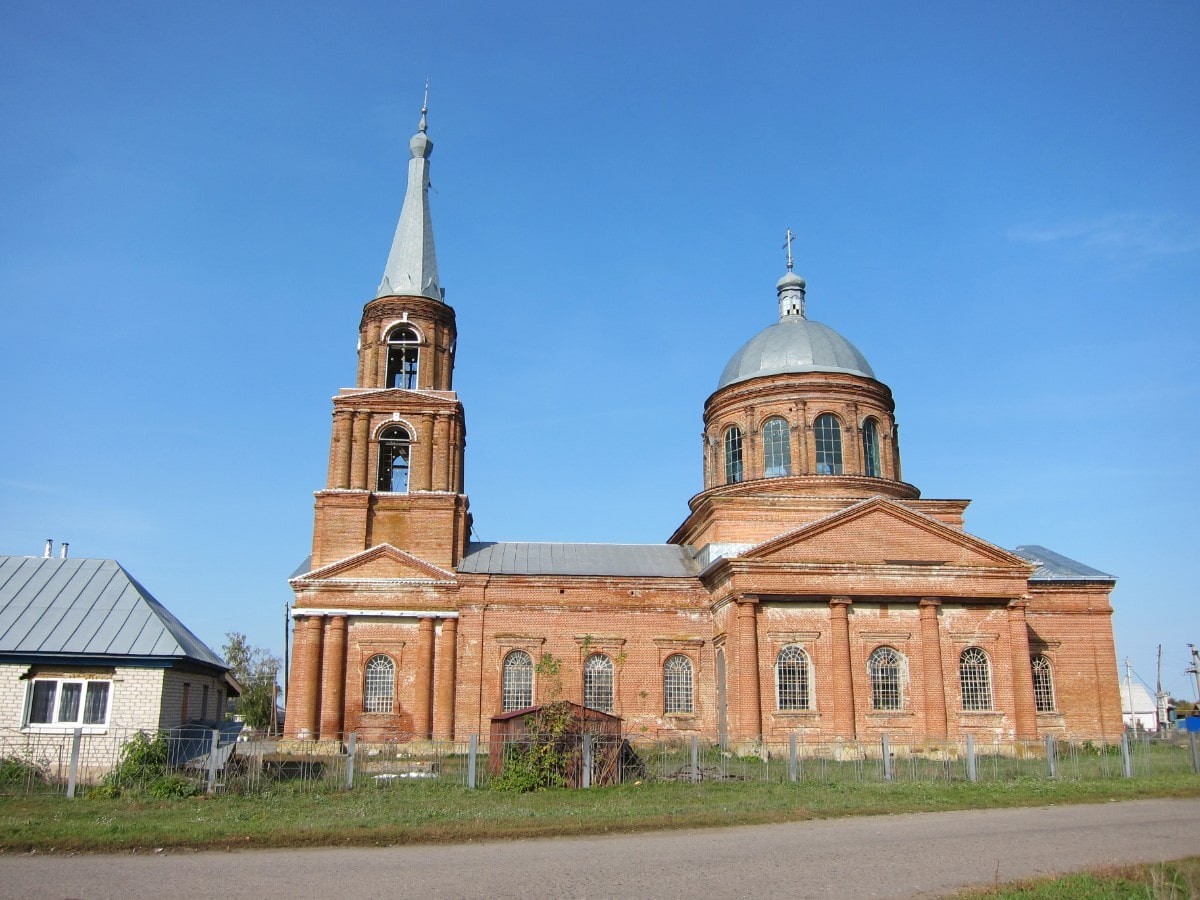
[717,317,875,389]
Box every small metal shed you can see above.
[489,701,626,787]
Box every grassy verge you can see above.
[1,773,1197,854]
[956,855,1200,898]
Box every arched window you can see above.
[502,650,534,711]
[1032,654,1056,713]
[583,653,614,713]
[762,417,792,477]
[385,325,420,389]
[377,425,411,492]
[663,654,694,714]
[959,647,993,710]
[724,426,744,484]
[776,646,811,710]
[862,417,882,478]
[868,646,904,710]
[814,414,843,475]
[363,655,395,713]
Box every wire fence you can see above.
[1,726,1197,797]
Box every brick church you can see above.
[284,105,1122,747]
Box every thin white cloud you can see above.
[1007,213,1200,256]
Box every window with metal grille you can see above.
[583,653,614,713]
[363,654,395,713]
[724,426,744,484]
[1032,654,1056,713]
[385,325,420,389]
[862,417,882,477]
[762,417,791,477]
[814,414,843,474]
[775,645,811,710]
[868,646,903,710]
[663,654,694,714]
[377,425,411,492]
[959,647,993,710]
[502,650,534,711]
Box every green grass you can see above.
[956,856,1200,898]
[0,772,1197,854]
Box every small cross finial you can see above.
[418,80,429,133]
[783,228,796,271]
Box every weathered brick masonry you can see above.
[284,110,1121,747]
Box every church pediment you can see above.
[740,497,1031,571]
[295,544,456,583]
[333,388,460,412]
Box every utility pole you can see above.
[1188,644,1200,704]
[1156,644,1168,732]
[1124,657,1135,730]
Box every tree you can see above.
[221,632,281,729]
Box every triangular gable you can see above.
[296,545,456,582]
[740,498,1032,570]
[333,389,460,411]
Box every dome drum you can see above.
[702,369,903,492]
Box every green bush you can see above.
[0,755,50,787]
[94,732,198,799]
[491,701,576,793]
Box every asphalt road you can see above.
[1,797,1197,899]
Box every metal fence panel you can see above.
[1,727,1196,797]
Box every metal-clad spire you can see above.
[376,91,443,301]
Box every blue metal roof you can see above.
[0,556,228,668]
[1013,545,1115,582]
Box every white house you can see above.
[0,550,238,778]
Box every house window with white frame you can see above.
[25,678,112,728]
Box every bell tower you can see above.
[310,100,470,571]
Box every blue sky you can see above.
[2,2,1197,703]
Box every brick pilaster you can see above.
[412,617,435,738]
[1008,598,1038,739]
[736,596,762,740]
[351,412,370,490]
[433,617,457,739]
[829,597,856,738]
[329,410,352,489]
[433,415,450,491]
[919,598,947,737]
[419,417,435,491]
[287,615,324,739]
[319,615,347,739]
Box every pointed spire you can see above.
[777,228,806,318]
[376,89,442,301]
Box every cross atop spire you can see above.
[376,91,442,301]
[776,228,807,319]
